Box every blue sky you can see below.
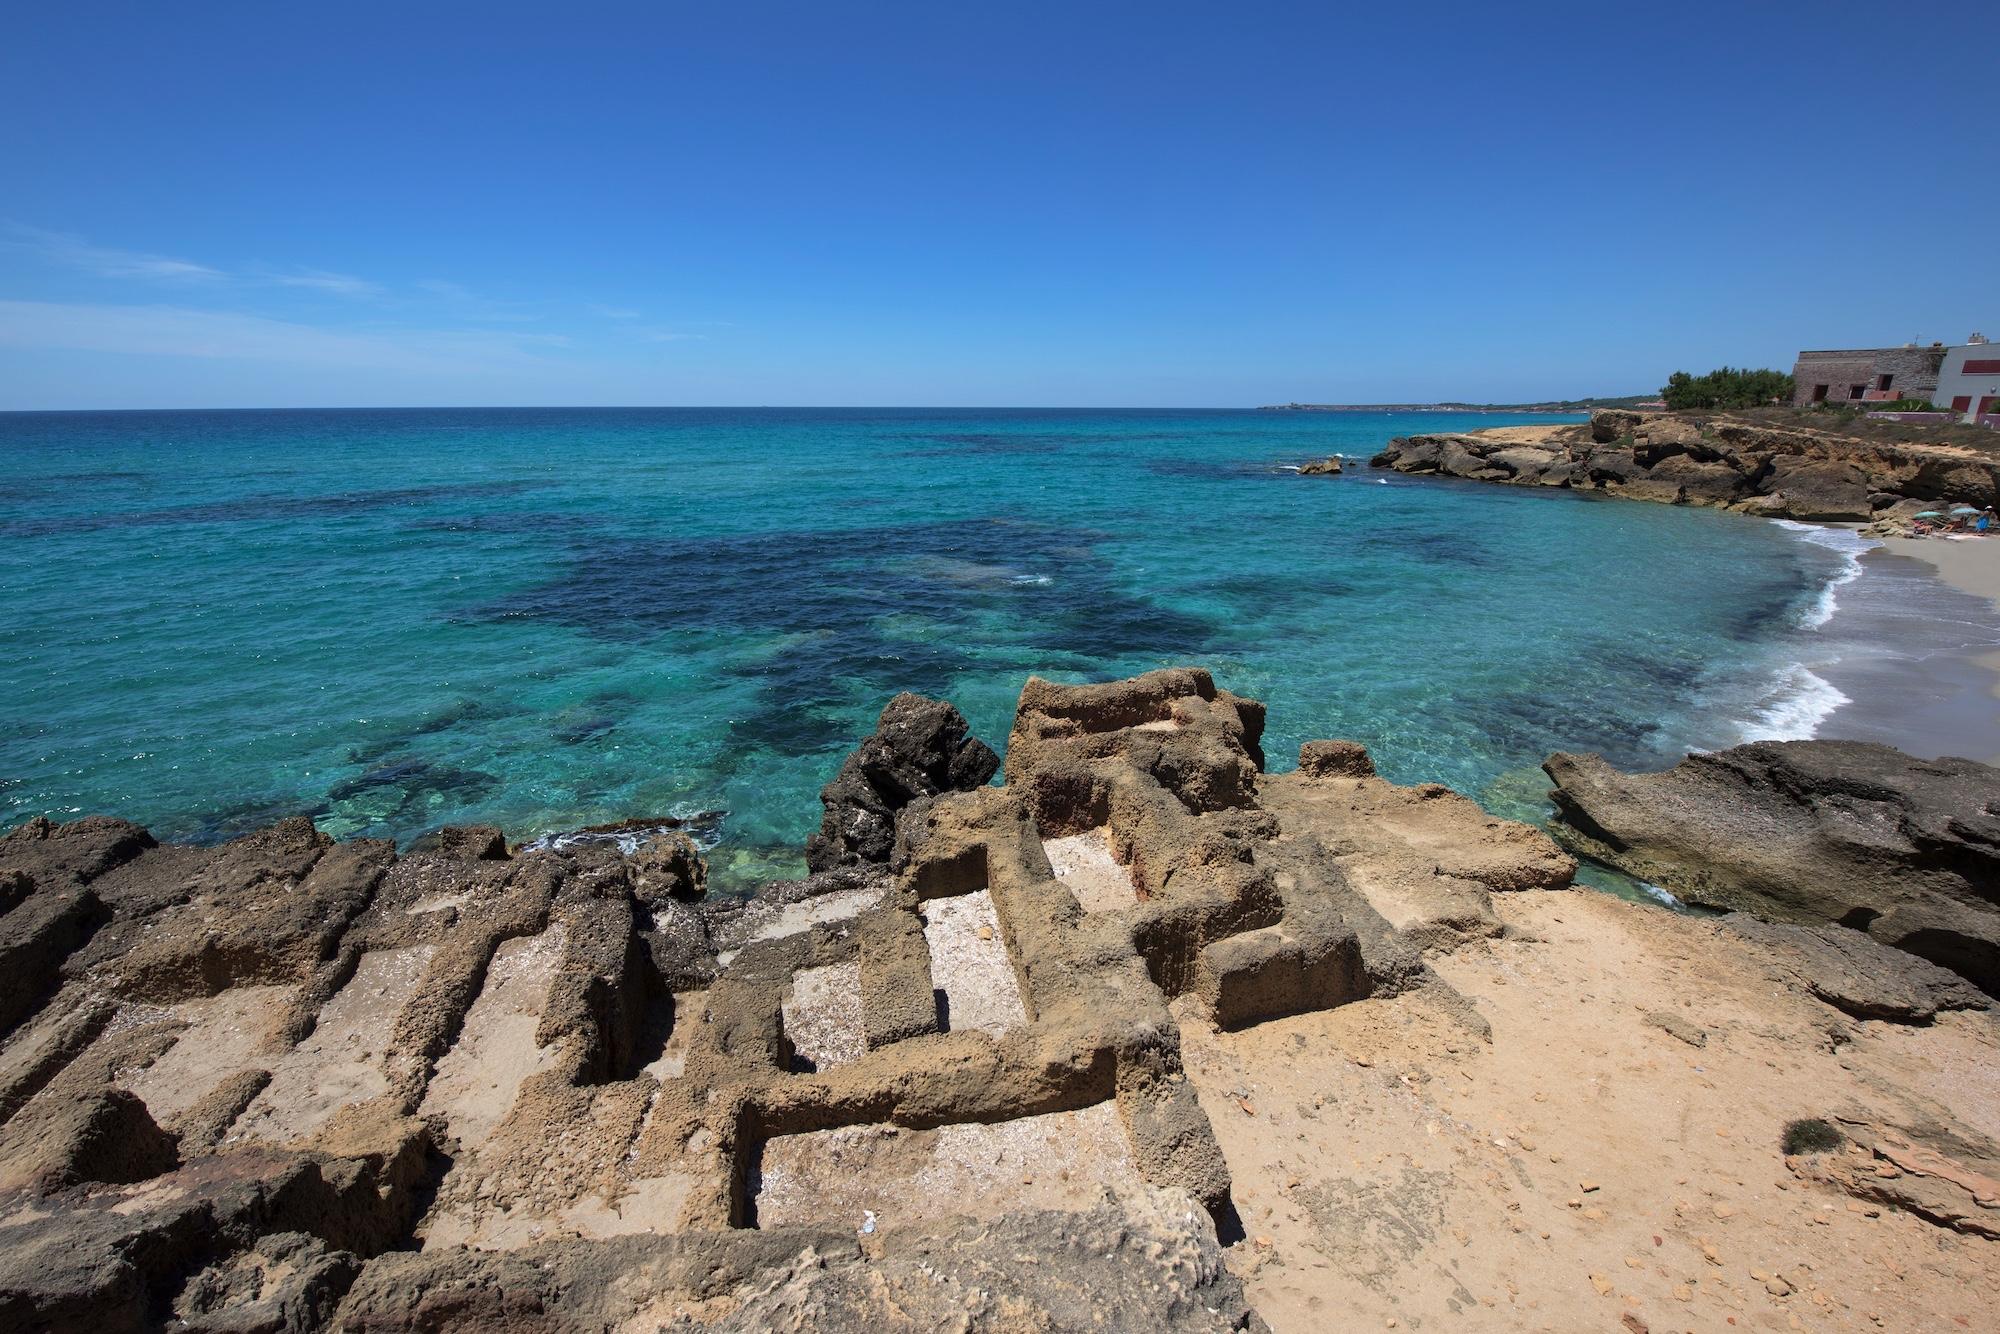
[3,1,1995,409]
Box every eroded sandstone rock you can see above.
[1545,740,2000,994]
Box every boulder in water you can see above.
[805,693,999,871]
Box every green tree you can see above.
[1660,367,1795,410]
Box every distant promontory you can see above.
[1258,395,1657,413]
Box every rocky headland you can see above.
[1,671,1996,1331]
[1368,409,2000,524]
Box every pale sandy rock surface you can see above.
[1183,888,2000,1332]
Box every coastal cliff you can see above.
[1369,409,2000,522]
[1,672,1997,1330]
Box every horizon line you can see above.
[0,401,1618,415]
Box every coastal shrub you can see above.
[1781,1117,1843,1155]
[1662,367,1796,411]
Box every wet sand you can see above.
[1814,536,2000,765]
[1880,533,2000,607]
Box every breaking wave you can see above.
[1772,519,1876,630]
[1733,662,1849,744]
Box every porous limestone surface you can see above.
[19,671,1987,1330]
[1042,827,1137,913]
[752,1101,1138,1230]
[920,888,1026,1035]
[229,944,436,1145]
[781,960,864,1072]
[641,990,702,1082]
[418,925,565,1149]
[715,883,883,966]
[116,983,291,1124]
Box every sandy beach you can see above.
[1810,533,2000,766]
[1879,533,2000,609]
[1877,534,2000,763]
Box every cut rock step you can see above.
[1042,828,1139,914]
[753,1101,1138,1229]
[227,945,436,1144]
[418,926,566,1150]
[921,889,1027,1035]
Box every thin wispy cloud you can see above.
[0,299,569,375]
[414,277,539,323]
[265,267,385,298]
[6,225,490,312]
[4,224,224,283]
[3,227,711,369]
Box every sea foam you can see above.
[1735,662,1850,744]
[1771,519,1877,630]
[1718,520,1878,744]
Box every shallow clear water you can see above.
[0,407,1849,891]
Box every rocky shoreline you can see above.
[1,671,1997,1330]
[1368,409,2000,524]
[1544,739,2000,1001]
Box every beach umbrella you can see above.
[1914,510,1945,518]
[1949,506,1981,515]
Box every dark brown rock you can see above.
[1370,436,1444,472]
[631,831,706,905]
[0,884,105,1037]
[79,829,391,1005]
[1720,914,1986,1023]
[1645,452,1749,505]
[1749,455,1873,521]
[1364,411,2000,522]
[805,693,999,871]
[0,1087,179,1193]
[434,825,509,860]
[0,815,157,888]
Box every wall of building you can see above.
[1933,344,2000,422]
[1792,353,1876,405]
[1790,346,1944,406]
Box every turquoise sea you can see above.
[0,408,1856,891]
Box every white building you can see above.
[1933,335,2000,422]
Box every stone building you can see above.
[1791,344,1945,406]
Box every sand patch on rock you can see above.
[229,945,435,1144]
[1179,890,2000,1332]
[117,984,292,1125]
[419,926,565,1149]
[921,889,1026,1035]
[753,1101,1137,1229]
[1042,828,1137,914]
